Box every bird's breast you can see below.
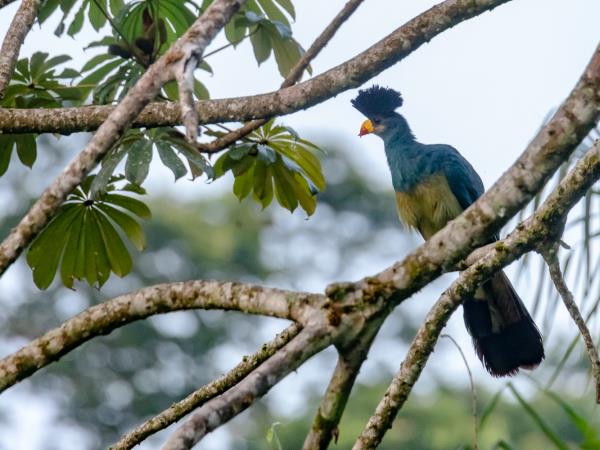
[395,173,463,240]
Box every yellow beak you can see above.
[358,119,374,137]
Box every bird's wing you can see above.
[429,145,484,210]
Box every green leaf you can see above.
[67,3,87,37]
[257,0,290,25]
[193,79,209,100]
[60,208,86,289]
[88,0,108,31]
[81,53,119,73]
[98,203,146,251]
[95,209,132,277]
[250,28,272,64]
[0,135,14,176]
[27,204,81,289]
[156,142,187,181]
[87,208,112,287]
[233,165,254,200]
[224,16,247,45]
[15,134,37,168]
[507,383,569,450]
[253,161,274,208]
[103,193,152,219]
[273,0,295,19]
[125,138,152,185]
[272,160,297,212]
[271,37,302,77]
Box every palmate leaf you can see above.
[26,177,150,290]
[213,120,324,215]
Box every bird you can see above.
[351,85,544,376]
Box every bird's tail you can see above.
[462,271,544,376]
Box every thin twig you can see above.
[0,0,41,99]
[202,28,258,59]
[196,0,367,154]
[441,334,478,450]
[541,245,600,404]
[161,324,333,450]
[110,323,302,450]
[0,280,322,393]
[302,316,384,450]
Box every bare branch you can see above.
[302,318,382,450]
[110,324,302,450]
[353,136,600,449]
[541,246,600,404]
[0,0,41,99]
[197,0,366,154]
[0,0,246,277]
[162,323,333,450]
[0,0,514,135]
[0,280,322,393]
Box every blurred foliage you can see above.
[243,382,600,450]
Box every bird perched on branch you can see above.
[351,85,544,376]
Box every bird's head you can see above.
[351,85,411,142]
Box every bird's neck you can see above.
[383,133,422,193]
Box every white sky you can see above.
[1,1,599,449]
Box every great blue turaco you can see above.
[351,85,544,376]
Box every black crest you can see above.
[351,85,403,117]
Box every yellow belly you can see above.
[395,173,463,240]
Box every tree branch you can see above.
[0,0,41,99]
[0,0,514,135]
[302,318,382,450]
[110,323,302,450]
[353,137,600,449]
[161,323,333,450]
[0,0,246,277]
[541,245,600,404]
[197,0,366,154]
[0,280,322,393]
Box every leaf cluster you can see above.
[27,176,151,289]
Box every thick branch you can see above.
[0,280,322,393]
[0,0,246,276]
[110,323,301,450]
[0,0,513,135]
[162,323,333,450]
[302,318,382,450]
[353,137,600,449]
[542,247,600,404]
[197,0,366,154]
[0,0,41,98]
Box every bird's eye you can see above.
[373,119,381,124]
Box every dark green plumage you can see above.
[352,85,544,376]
